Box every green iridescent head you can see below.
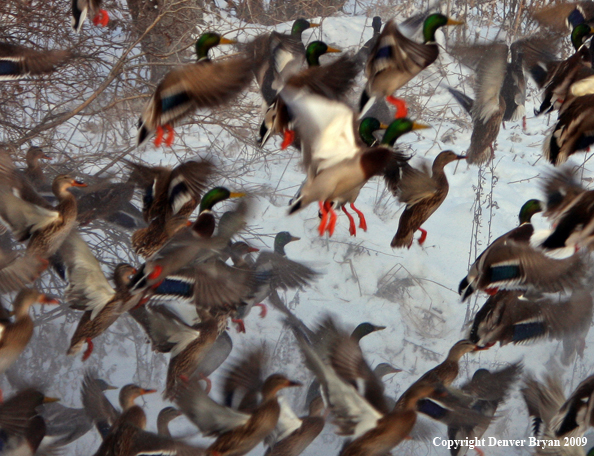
[199,187,245,212]
[381,118,430,146]
[351,322,386,342]
[423,13,464,43]
[195,32,236,60]
[305,41,341,67]
[571,23,594,50]
[518,199,543,224]
[359,117,387,146]
[292,18,319,36]
[274,231,300,255]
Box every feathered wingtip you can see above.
[136,119,151,147]
[446,86,474,115]
[540,166,584,216]
[458,277,474,301]
[288,197,302,215]
[236,33,271,75]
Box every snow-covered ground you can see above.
[6,3,594,455]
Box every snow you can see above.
[4,3,594,456]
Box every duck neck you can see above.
[274,238,288,256]
[14,302,32,320]
[121,406,147,428]
[157,416,172,437]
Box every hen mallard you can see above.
[37,377,116,453]
[175,356,301,456]
[361,13,463,112]
[0,388,58,455]
[448,364,521,456]
[0,42,72,80]
[231,232,318,330]
[448,43,508,165]
[0,152,87,260]
[62,234,140,360]
[23,146,51,184]
[72,0,109,33]
[391,150,465,248]
[137,32,254,147]
[0,289,57,379]
[458,198,584,300]
[156,407,182,437]
[290,317,488,456]
[129,305,228,400]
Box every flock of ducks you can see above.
[3,0,594,455]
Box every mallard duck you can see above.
[127,159,213,224]
[62,233,140,360]
[129,305,228,400]
[255,18,320,105]
[391,150,465,248]
[327,117,395,237]
[76,176,144,230]
[544,93,594,165]
[502,40,528,127]
[129,187,247,293]
[468,288,593,350]
[354,16,383,71]
[281,87,423,236]
[522,373,594,445]
[290,317,487,456]
[531,24,594,116]
[0,289,57,377]
[82,377,155,439]
[127,158,213,257]
[458,198,584,300]
[0,42,72,80]
[448,364,521,456]
[23,146,51,184]
[37,378,117,452]
[90,381,208,456]
[264,395,325,456]
[157,407,182,437]
[72,0,109,33]
[175,369,301,456]
[0,388,58,456]
[538,168,594,249]
[232,232,318,329]
[404,340,480,391]
[259,41,354,148]
[0,167,87,258]
[0,242,47,294]
[361,13,463,112]
[137,32,254,147]
[533,2,594,34]
[448,43,508,165]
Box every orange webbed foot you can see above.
[82,338,94,361]
[164,124,175,147]
[386,96,408,118]
[350,203,367,231]
[342,206,357,236]
[154,126,164,147]
[318,201,329,236]
[254,303,267,318]
[92,10,109,27]
[325,203,337,237]
[281,130,295,150]
[232,318,246,333]
[418,227,427,245]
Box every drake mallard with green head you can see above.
[137,32,254,148]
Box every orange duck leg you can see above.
[342,206,357,236]
[350,203,367,231]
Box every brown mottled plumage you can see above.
[391,151,464,248]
